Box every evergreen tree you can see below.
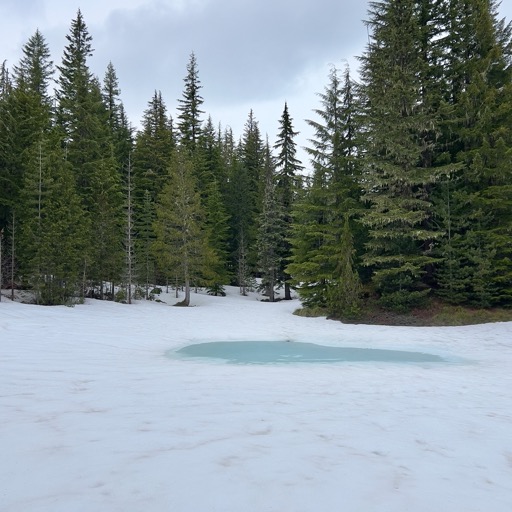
[433,0,512,306]
[102,61,133,169]
[55,11,125,296]
[132,91,174,286]
[326,215,362,319]
[133,91,174,203]
[177,52,204,155]
[257,141,285,302]
[17,130,88,304]
[12,29,54,102]
[137,189,156,299]
[274,102,303,299]
[153,150,215,306]
[288,66,363,311]
[204,179,231,295]
[197,116,226,196]
[235,110,265,270]
[55,9,95,168]
[226,140,253,283]
[358,0,452,311]
[0,31,53,282]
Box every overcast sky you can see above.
[2,0,512,167]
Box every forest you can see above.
[0,0,511,319]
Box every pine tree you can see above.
[287,66,363,310]
[55,11,126,297]
[204,179,231,294]
[133,91,174,203]
[17,130,88,304]
[132,91,174,286]
[153,150,214,306]
[0,31,54,286]
[55,9,95,165]
[177,52,204,155]
[257,141,285,302]
[326,216,362,319]
[274,102,303,299]
[433,0,512,306]
[359,0,453,311]
[12,29,54,102]
[237,110,265,269]
[102,62,133,169]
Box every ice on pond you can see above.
[171,340,446,364]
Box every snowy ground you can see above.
[1,287,512,512]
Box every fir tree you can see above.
[153,150,215,306]
[0,31,53,278]
[204,179,231,294]
[433,0,512,306]
[359,0,452,311]
[177,52,204,155]
[17,130,88,304]
[132,91,174,286]
[288,66,363,310]
[274,102,303,299]
[257,141,285,302]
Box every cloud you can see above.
[87,0,368,125]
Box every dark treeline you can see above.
[0,1,511,316]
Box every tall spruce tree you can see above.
[153,150,215,306]
[177,52,204,156]
[240,110,265,267]
[0,31,54,289]
[433,0,512,306]
[17,129,88,304]
[102,62,133,169]
[274,102,303,299]
[132,91,174,286]
[288,66,363,312]
[358,0,453,311]
[257,140,285,302]
[55,11,125,297]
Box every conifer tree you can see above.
[288,66,363,310]
[359,0,452,311]
[55,11,125,296]
[17,130,88,304]
[153,150,215,306]
[0,31,53,282]
[102,62,133,169]
[133,91,174,203]
[274,102,303,299]
[177,52,204,155]
[235,110,265,269]
[257,141,285,302]
[204,179,231,295]
[132,91,174,286]
[433,0,512,306]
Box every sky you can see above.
[2,286,512,511]
[1,0,512,167]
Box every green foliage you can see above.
[153,150,217,306]
[177,52,204,154]
[3,5,511,312]
[257,142,286,302]
[17,131,89,305]
[206,283,226,296]
[274,102,303,299]
[288,66,364,309]
[359,0,452,304]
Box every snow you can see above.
[1,287,512,512]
